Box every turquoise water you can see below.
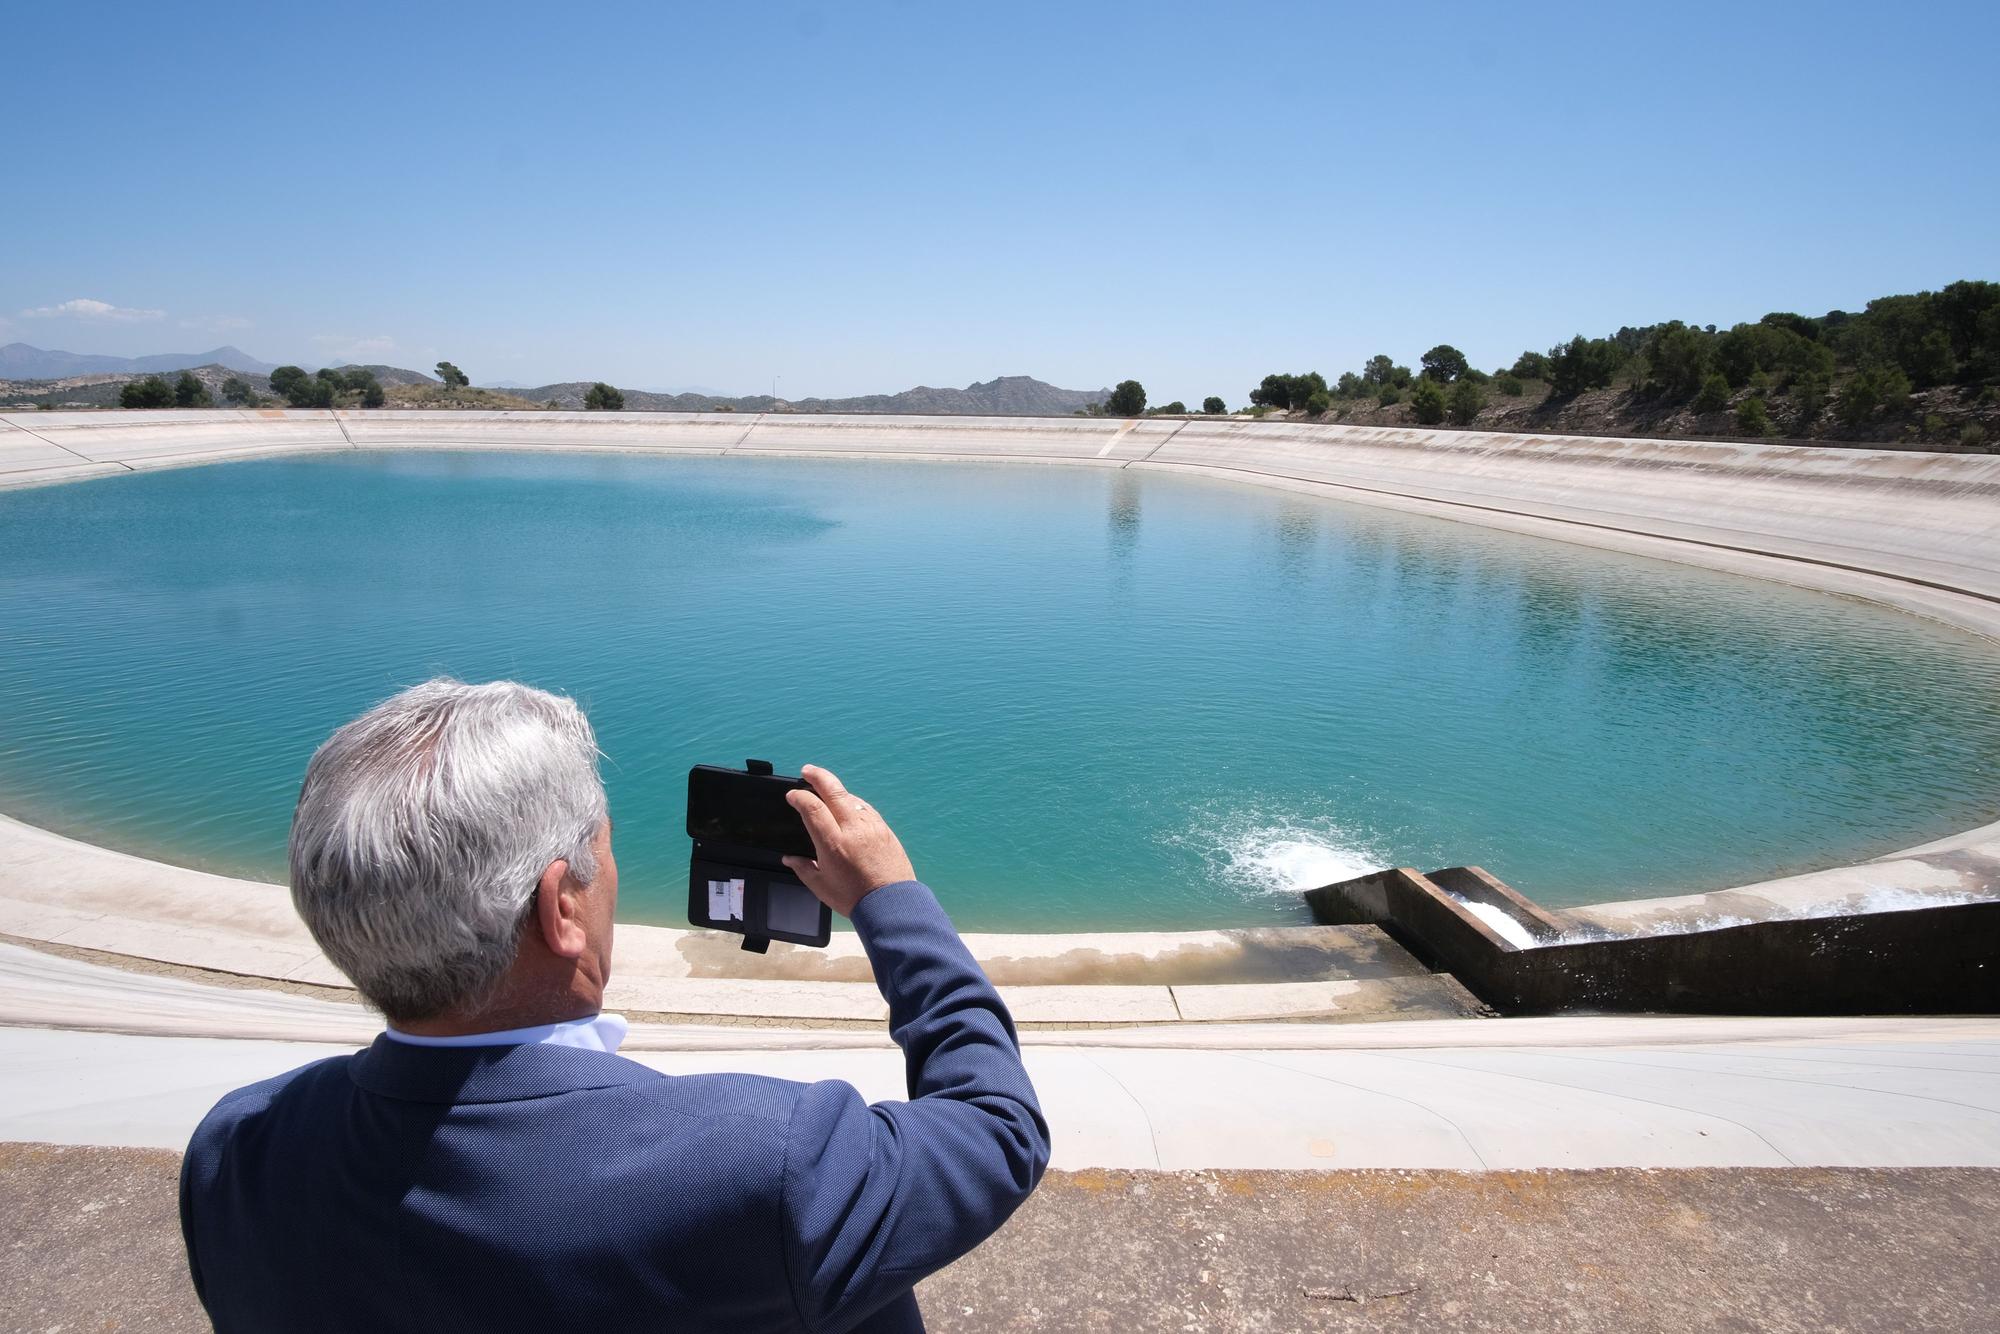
[2,449,1997,931]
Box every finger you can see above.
[800,764,850,804]
[781,854,825,893]
[786,787,842,855]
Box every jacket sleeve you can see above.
[778,880,1050,1332]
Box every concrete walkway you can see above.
[6,942,1998,1172]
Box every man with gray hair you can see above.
[179,679,1049,1332]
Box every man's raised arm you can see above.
[777,766,1050,1331]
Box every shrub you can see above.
[584,382,625,410]
[1106,380,1147,415]
[1202,396,1225,414]
[1376,385,1400,407]
[1840,365,1911,426]
[268,365,308,399]
[221,376,257,406]
[1304,389,1331,418]
[1735,396,1770,435]
[316,367,347,391]
[1693,373,1731,413]
[1494,373,1524,397]
[361,380,386,409]
[174,371,212,408]
[119,375,174,409]
[1922,413,1947,439]
[1790,371,1830,429]
[1959,423,1988,449]
[1446,379,1484,425]
[1410,379,1446,424]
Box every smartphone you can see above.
[685,764,816,859]
[686,763,830,949]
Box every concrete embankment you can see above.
[2,409,1997,1020]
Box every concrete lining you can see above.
[1,409,1997,1019]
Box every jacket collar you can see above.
[347,1032,659,1104]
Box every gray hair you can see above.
[288,679,607,1023]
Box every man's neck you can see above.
[395,994,601,1039]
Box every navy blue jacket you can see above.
[180,881,1049,1332]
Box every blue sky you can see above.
[5,1,1995,404]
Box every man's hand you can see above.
[782,765,917,917]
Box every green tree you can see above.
[221,376,257,406]
[1304,389,1331,418]
[1693,373,1730,413]
[1446,379,1484,425]
[435,361,469,388]
[268,365,308,399]
[1106,380,1146,416]
[1494,373,1525,397]
[1155,400,1187,414]
[584,381,626,410]
[119,375,174,408]
[285,375,335,409]
[174,370,213,407]
[1905,329,1955,387]
[1644,322,1714,398]
[1547,336,1624,396]
[316,367,348,391]
[1202,395,1225,414]
[1375,385,1400,407]
[1735,396,1771,435]
[1334,372,1364,398]
[1410,379,1446,424]
[1508,351,1552,381]
[1420,344,1469,383]
[361,379,386,409]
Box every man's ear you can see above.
[533,859,589,960]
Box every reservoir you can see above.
[2,448,1996,931]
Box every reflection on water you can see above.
[0,450,1996,932]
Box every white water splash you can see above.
[1171,811,1388,897]
[1461,900,1538,949]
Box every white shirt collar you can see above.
[383,1012,629,1054]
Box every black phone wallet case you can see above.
[686,841,832,952]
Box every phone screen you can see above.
[686,766,816,858]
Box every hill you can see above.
[0,342,275,379]
[511,374,1108,414]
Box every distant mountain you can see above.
[512,374,1110,415]
[0,342,277,378]
[1,359,1110,418]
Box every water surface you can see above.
[2,449,1996,930]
